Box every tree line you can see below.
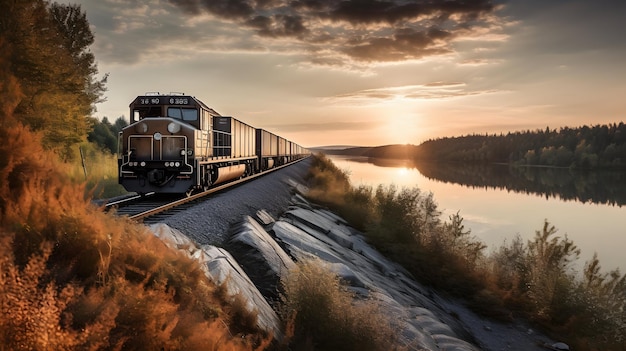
[1,0,109,160]
[326,123,626,170]
[87,116,128,154]
[414,124,626,169]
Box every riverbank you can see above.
[305,153,625,350]
[148,186,561,350]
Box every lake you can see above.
[327,155,626,272]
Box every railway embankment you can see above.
[146,160,560,351]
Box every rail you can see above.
[106,156,309,221]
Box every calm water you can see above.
[328,155,626,272]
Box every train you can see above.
[118,93,308,195]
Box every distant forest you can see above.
[324,123,626,169]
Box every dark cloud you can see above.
[342,27,453,62]
[247,14,308,38]
[167,0,501,64]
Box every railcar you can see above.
[256,129,279,171]
[117,92,307,195]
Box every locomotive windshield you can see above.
[167,107,198,121]
[131,106,199,123]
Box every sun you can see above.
[383,114,421,144]
[374,98,424,144]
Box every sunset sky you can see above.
[65,0,626,147]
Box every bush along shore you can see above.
[305,153,626,350]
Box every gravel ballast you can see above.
[158,158,312,245]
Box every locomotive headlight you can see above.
[167,122,181,134]
[180,149,186,156]
[174,162,181,167]
[135,122,148,133]
[140,161,146,167]
[187,149,193,156]
[153,132,162,141]
[164,162,170,167]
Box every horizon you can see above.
[311,121,626,149]
[64,0,626,148]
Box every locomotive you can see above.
[118,93,308,195]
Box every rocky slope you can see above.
[147,159,563,351]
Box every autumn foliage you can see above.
[0,70,268,351]
[0,2,272,347]
[0,0,107,160]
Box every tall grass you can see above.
[279,259,398,351]
[65,141,127,199]
[306,153,626,350]
[0,122,269,350]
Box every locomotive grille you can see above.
[129,135,186,161]
[161,136,185,159]
[130,136,153,159]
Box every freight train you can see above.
[118,93,308,195]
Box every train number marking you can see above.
[169,98,189,105]
[140,98,161,104]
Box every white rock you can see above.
[552,342,570,350]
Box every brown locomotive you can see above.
[118,93,308,195]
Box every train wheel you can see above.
[201,167,211,192]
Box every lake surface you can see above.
[327,155,626,272]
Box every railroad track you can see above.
[104,158,308,222]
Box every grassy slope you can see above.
[0,122,269,350]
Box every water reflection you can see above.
[329,155,626,272]
[417,162,626,207]
[343,156,626,206]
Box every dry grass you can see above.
[0,121,270,350]
[279,259,398,351]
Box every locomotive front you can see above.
[118,94,212,194]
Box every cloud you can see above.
[326,82,500,103]
[165,0,505,65]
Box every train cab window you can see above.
[133,107,162,122]
[168,107,198,121]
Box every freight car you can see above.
[118,93,308,195]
